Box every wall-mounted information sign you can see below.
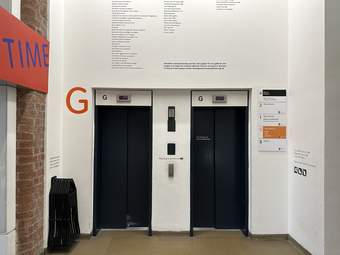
[258,89,287,152]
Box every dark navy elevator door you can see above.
[193,107,247,230]
[96,107,150,229]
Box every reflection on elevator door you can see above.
[96,107,151,229]
[193,107,248,230]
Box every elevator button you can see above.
[168,164,174,178]
[168,106,176,132]
[167,143,176,155]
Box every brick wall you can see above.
[16,90,46,255]
[21,0,48,38]
[16,1,47,254]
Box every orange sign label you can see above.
[263,126,286,139]
[66,87,89,114]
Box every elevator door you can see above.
[96,107,151,229]
[193,107,247,230]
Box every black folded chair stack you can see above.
[48,176,80,250]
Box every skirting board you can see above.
[249,233,289,241]
[288,235,312,255]
[151,231,190,236]
[249,232,311,255]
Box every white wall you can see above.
[0,86,7,234]
[0,2,19,254]
[10,0,19,18]
[5,87,16,255]
[0,3,19,255]
[61,87,288,235]
[152,90,191,231]
[0,86,17,255]
[63,0,287,88]
[325,0,340,254]
[61,0,288,234]
[43,0,64,247]
[249,88,288,234]
[62,90,94,233]
[288,0,325,254]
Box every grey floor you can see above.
[47,231,304,255]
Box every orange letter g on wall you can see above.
[66,87,88,114]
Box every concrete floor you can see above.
[48,231,303,255]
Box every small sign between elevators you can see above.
[159,157,184,161]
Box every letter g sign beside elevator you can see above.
[66,87,89,114]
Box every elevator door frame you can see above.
[190,91,249,236]
[93,95,153,236]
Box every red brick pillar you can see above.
[16,1,47,254]
[21,0,48,37]
[16,91,46,255]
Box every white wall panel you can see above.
[0,3,18,255]
[44,0,64,247]
[152,90,191,231]
[0,86,7,234]
[0,86,16,255]
[288,0,325,254]
[249,88,288,234]
[6,87,16,233]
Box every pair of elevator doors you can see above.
[192,107,248,232]
[95,106,151,230]
[94,105,248,233]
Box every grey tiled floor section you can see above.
[47,231,303,255]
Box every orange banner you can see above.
[263,126,286,139]
[0,7,49,93]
